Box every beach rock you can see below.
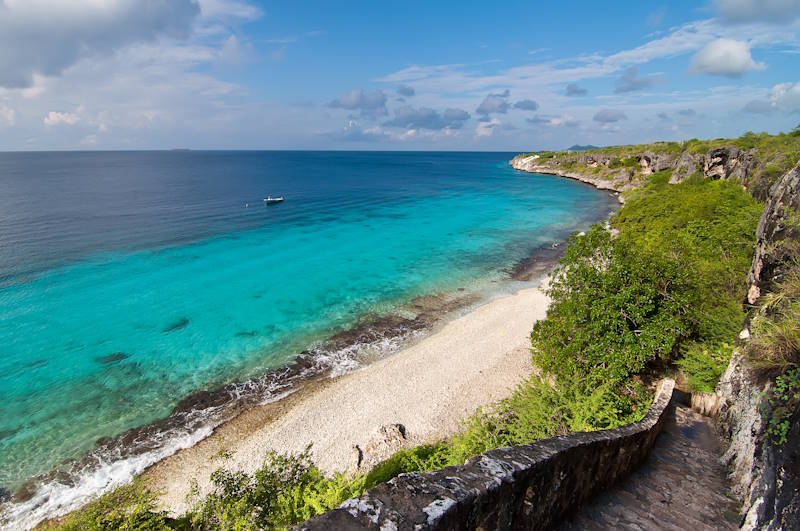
[94,352,129,365]
[353,424,408,472]
[163,317,189,333]
[746,162,800,303]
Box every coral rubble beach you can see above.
[146,282,551,515]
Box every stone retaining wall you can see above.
[299,379,675,530]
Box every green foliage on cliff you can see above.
[43,480,169,531]
[748,265,800,374]
[533,176,760,396]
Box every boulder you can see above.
[352,423,408,472]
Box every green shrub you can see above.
[765,368,800,444]
[677,343,733,393]
[532,226,692,386]
[748,265,800,374]
[46,481,169,531]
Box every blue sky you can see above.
[0,0,799,150]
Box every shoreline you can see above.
[509,155,627,203]
[145,278,551,515]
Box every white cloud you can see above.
[593,109,628,123]
[197,0,263,20]
[328,89,388,117]
[770,81,800,112]
[690,39,765,77]
[0,0,202,88]
[0,105,15,126]
[476,90,511,115]
[384,106,470,130]
[715,0,800,23]
[475,117,500,137]
[746,81,800,113]
[43,111,80,127]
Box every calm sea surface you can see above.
[0,151,617,526]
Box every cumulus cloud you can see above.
[0,0,201,88]
[744,81,800,114]
[715,0,800,23]
[476,90,510,115]
[565,83,588,97]
[197,0,262,20]
[614,66,658,93]
[0,105,15,126]
[44,111,80,127]
[475,117,501,137]
[513,99,539,111]
[690,39,765,77]
[384,106,470,130]
[677,108,697,117]
[593,109,627,123]
[396,84,415,97]
[328,89,388,116]
[328,120,388,142]
[527,115,578,127]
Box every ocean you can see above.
[0,151,617,526]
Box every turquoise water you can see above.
[0,151,616,525]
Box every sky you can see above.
[0,0,799,151]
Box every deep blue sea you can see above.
[0,151,617,526]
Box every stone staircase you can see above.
[558,403,740,530]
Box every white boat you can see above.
[264,196,284,204]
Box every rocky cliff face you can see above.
[511,145,765,194]
[746,163,800,304]
[717,162,800,530]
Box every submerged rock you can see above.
[94,352,129,365]
[163,317,189,333]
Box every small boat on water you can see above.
[264,196,284,204]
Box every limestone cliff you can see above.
[717,162,800,530]
[510,144,771,199]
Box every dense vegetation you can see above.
[48,145,767,530]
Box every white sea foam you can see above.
[1,425,213,530]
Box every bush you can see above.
[532,226,692,387]
[184,446,364,530]
[748,265,800,375]
[45,481,169,531]
[677,343,733,393]
[765,368,800,444]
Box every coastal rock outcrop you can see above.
[746,162,800,303]
[703,147,757,185]
[669,151,702,183]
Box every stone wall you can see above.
[299,379,675,531]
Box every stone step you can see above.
[557,405,740,530]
